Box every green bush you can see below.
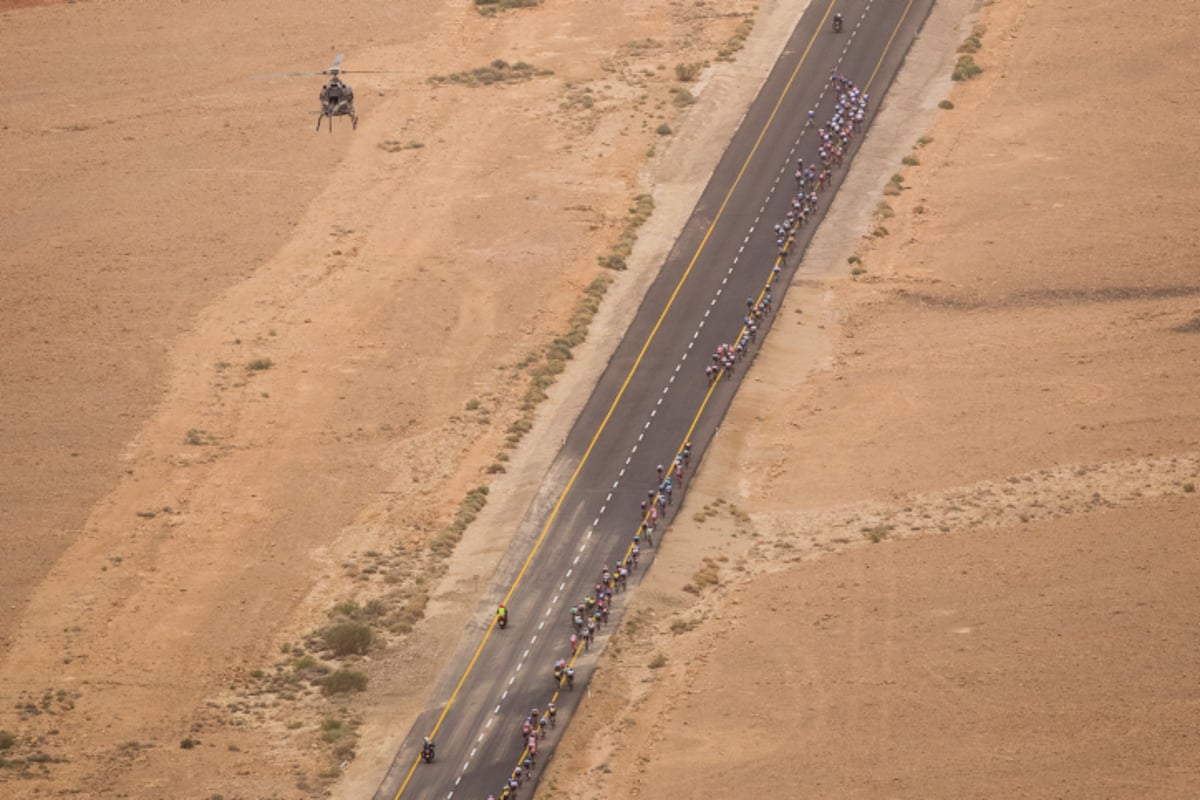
[323,622,372,656]
[672,89,696,107]
[321,670,368,696]
[328,600,359,619]
[0,730,15,750]
[938,99,955,110]
[952,55,983,81]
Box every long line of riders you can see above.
[481,71,869,800]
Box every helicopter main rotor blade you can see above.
[331,53,345,71]
[254,71,326,79]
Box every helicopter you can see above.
[318,56,357,131]
[258,54,388,132]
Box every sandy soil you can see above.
[539,0,1200,798]
[5,0,1198,796]
[0,0,770,796]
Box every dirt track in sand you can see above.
[539,0,1200,797]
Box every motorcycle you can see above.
[421,741,435,764]
[497,613,507,630]
[832,14,843,33]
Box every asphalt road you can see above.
[373,1,934,797]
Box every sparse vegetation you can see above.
[0,731,15,750]
[671,89,697,108]
[560,86,596,112]
[863,524,894,543]
[902,155,920,166]
[293,655,318,671]
[958,24,986,53]
[621,38,662,54]
[851,266,868,276]
[674,62,702,82]
[320,670,368,696]
[378,140,425,153]
[648,653,668,669]
[473,0,542,15]
[322,622,372,657]
[328,600,359,619]
[1184,482,1196,493]
[430,60,552,87]
[246,357,273,371]
[717,15,755,61]
[321,717,347,742]
[655,123,673,136]
[690,557,720,591]
[847,255,862,265]
[952,55,983,81]
[430,486,490,559]
[939,99,955,110]
[184,428,217,446]
[598,193,655,270]
[180,737,199,749]
[385,588,430,635]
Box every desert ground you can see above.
[2,0,1198,799]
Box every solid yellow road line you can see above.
[866,0,914,91]
[393,2,849,796]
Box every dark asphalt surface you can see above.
[373,1,935,798]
